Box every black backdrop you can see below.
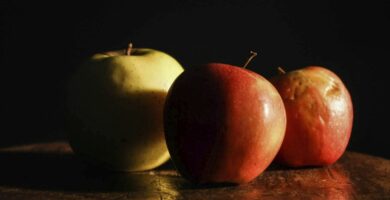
[1,0,389,158]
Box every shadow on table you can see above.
[0,142,360,200]
[0,148,192,192]
[0,150,245,193]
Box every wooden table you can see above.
[0,142,389,199]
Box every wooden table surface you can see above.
[0,142,389,200]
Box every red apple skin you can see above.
[271,66,353,167]
[164,63,286,184]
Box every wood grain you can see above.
[0,142,389,199]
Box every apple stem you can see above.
[242,51,258,68]
[125,43,133,56]
[277,67,286,75]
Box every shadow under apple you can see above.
[0,143,356,200]
[0,148,183,192]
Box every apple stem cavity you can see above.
[277,67,286,75]
[125,43,133,56]
[243,51,258,69]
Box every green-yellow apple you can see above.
[163,53,287,184]
[271,66,353,167]
[66,43,184,171]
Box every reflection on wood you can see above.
[0,142,389,199]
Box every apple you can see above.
[163,53,286,184]
[271,66,353,167]
[65,43,184,171]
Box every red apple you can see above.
[163,61,286,184]
[271,66,353,167]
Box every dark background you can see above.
[1,0,389,158]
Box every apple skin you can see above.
[66,48,184,171]
[164,63,286,184]
[271,66,353,167]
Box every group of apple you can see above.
[66,44,353,184]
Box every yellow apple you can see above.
[66,44,184,171]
